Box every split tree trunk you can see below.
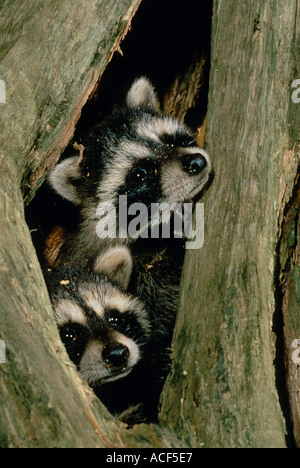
[0,0,299,448]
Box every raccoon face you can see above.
[114,132,211,209]
[49,77,212,235]
[55,284,149,384]
[46,247,150,385]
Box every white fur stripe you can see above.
[54,299,87,326]
[135,115,186,143]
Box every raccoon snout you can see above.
[182,153,207,176]
[102,344,130,368]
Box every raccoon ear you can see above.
[94,246,133,290]
[126,77,159,111]
[48,156,83,205]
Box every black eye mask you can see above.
[59,323,87,365]
[105,309,145,344]
[160,132,196,148]
[120,159,162,208]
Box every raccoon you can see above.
[48,77,212,349]
[44,246,154,422]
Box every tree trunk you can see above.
[0,0,299,449]
[280,175,300,446]
[0,0,179,449]
[160,0,300,448]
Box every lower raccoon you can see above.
[44,246,160,423]
[48,76,212,369]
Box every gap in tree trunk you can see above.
[25,0,213,423]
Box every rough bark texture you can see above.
[280,174,300,446]
[0,0,182,449]
[0,0,142,204]
[0,0,299,449]
[160,0,300,448]
[162,51,208,126]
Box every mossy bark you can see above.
[0,0,177,449]
[279,176,300,446]
[160,0,300,448]
[0,0,142,204]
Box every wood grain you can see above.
[160,0,300,448]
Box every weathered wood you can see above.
[162,51,208,126]
[1,0,299,449]
[160,0,300,448]
[0,0,142,204]
[280,175,300,446]
[0,162,112,448]
[0,0,184,449]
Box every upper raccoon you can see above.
[44,246,152,421]
[49,77,211,259]
[48,77,212,345]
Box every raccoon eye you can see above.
[59,324,85,346]
[106,309,125,330]
[125,160,157,189]
[133,167,148,182]
[107,309,144,340]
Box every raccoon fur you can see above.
[48,77,212,350]
[44,245,162,423]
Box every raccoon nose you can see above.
[182,153,207,176]
[102,344,129,368]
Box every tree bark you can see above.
[0,0,143,204]
[160,0,300,448]
[280,175,300,446]
[0,0,181,449]
[0,0,299,449]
